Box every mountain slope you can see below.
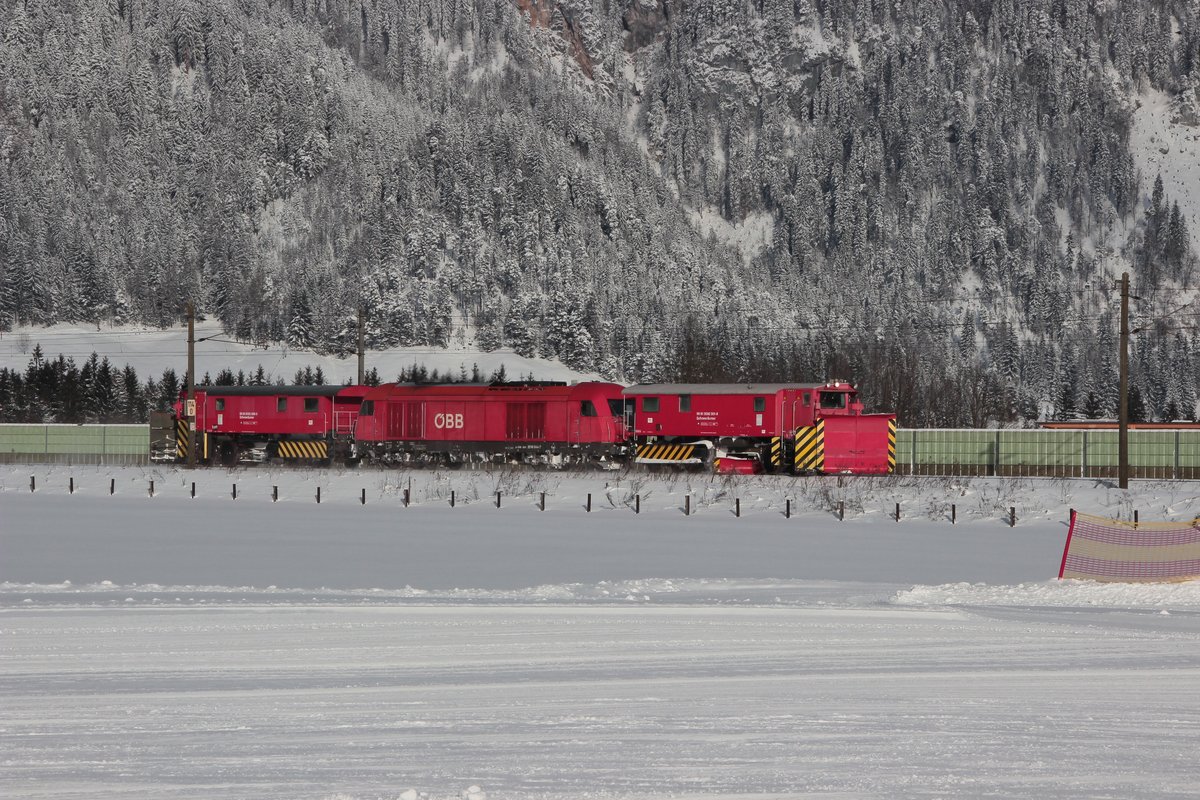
[1,0,1198,424]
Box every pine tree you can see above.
[1128,385,1148,423]
[120,365,144,423]
[159,369,181,411]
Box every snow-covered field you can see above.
[4,465,1200,799]
[0,321,594,385]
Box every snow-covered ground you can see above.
[0,322,594,385]
[3,465,1200,799]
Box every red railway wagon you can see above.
[175,385,372,464]
[624,382,896,474]
[353,381,628,467]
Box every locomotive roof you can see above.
[195,385,350,397]
[624,383,850,395]
[365,381,614,395]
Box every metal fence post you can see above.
[1175,430,1181,480]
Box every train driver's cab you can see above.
[816,384,864,416]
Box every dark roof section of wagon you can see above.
[623,383,833,395]
[196,385,349,397]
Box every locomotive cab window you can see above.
[642,397,659,413]
[360,400,374,416]
[277,398,287,412]
[678,395,691,412]
[304,397,319,413]
[580,400,598,417]
[215,399,225,411]
[802,392,810,406]
[754,397,766,413]
[820,392,847,410]
[607,399,626,417]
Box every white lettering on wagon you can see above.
[433,413,465,429]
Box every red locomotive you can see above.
[352,381,628,467]
[625,382,896,474]
[173,385,371,464]
[171,378,895,474]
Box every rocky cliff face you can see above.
[621,0,668,51]
[517,0,595,78]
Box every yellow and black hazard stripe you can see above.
[794,420,825,472]
[887,418,897,473]
[277,440,329,459]
[176,419,190,460]
[770,436,783,468]
[636,443,697,462]
[175,422,209,461]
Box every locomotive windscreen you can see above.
[819,392,847,409]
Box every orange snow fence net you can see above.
[1059,511,1200,582]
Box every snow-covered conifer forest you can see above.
[2,0,1199,425]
